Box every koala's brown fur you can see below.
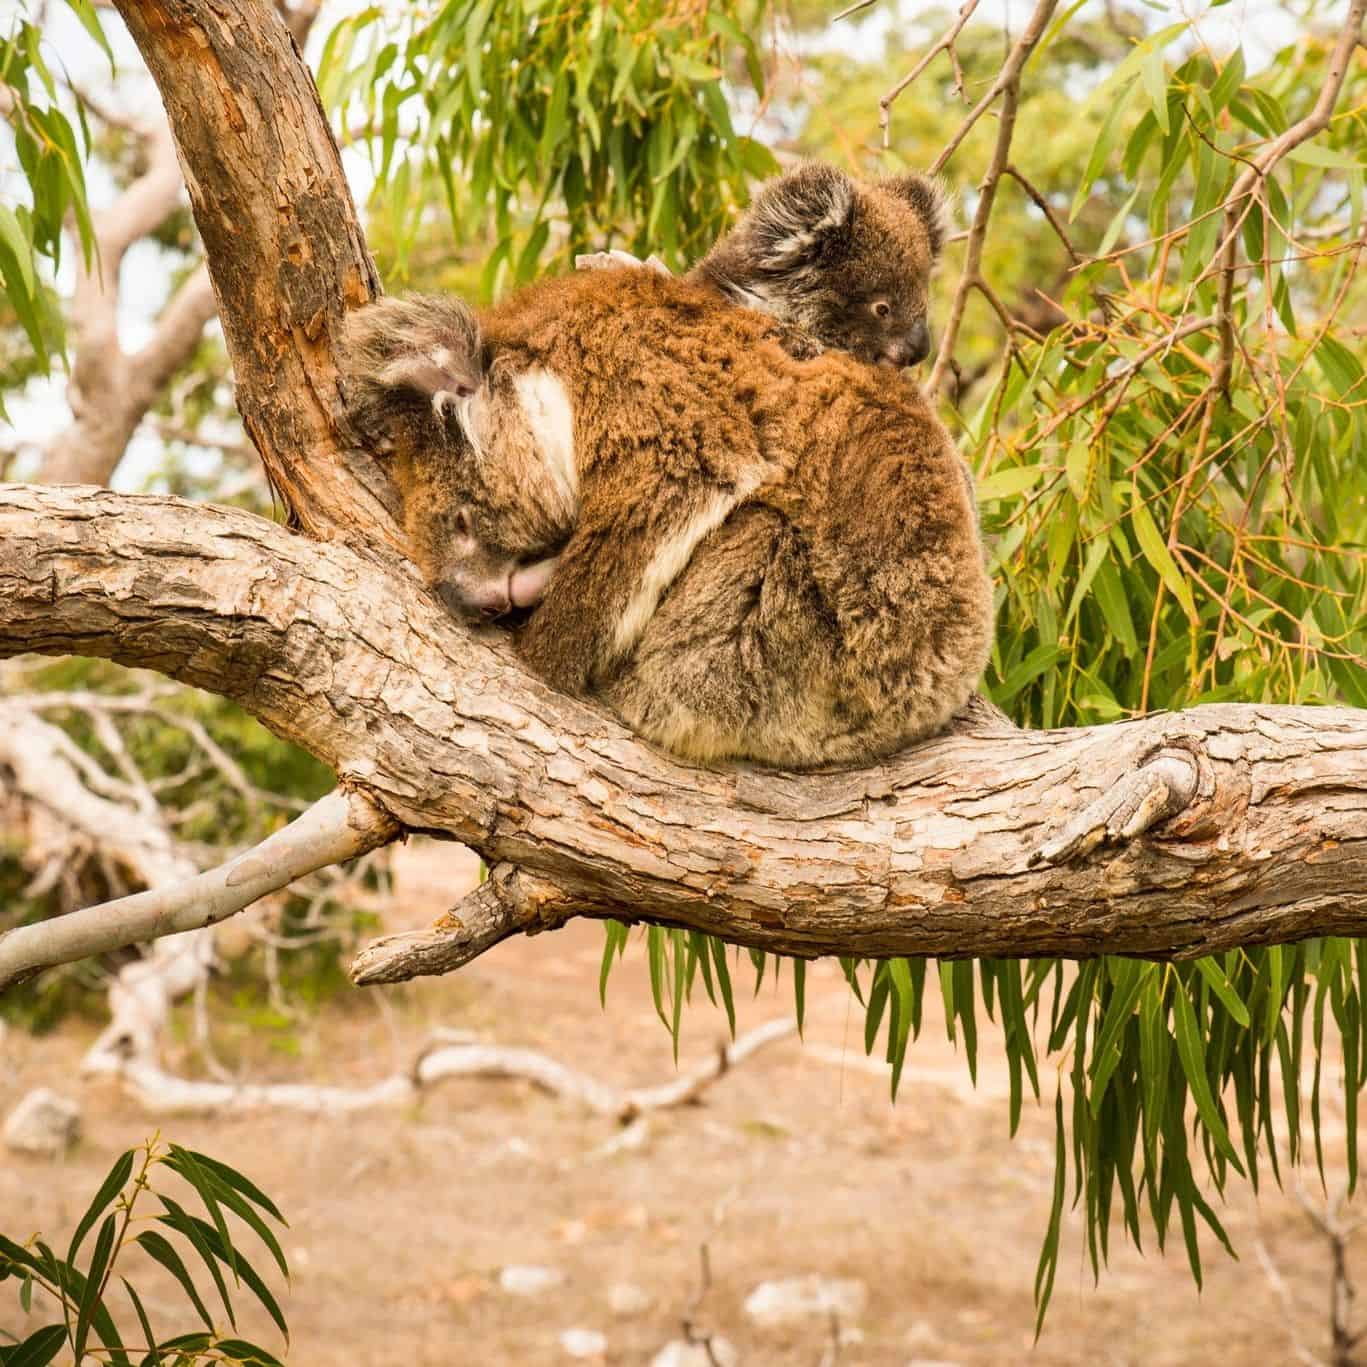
[687,162,948,369]
[342,266,992,769]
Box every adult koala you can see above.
[341,173,990,769]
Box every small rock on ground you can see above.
[559,1327,606,1359]
[498,1264,564,1296]
[743,1275,867,1327]
[607,1281,653,1317]
[651,1338,739,1367]
[3,1088,80,1156]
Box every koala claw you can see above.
[432,390,460,419]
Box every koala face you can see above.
[423,500,559,621]
[790,174,944,369]
[394,367,576,620]
[709,164,947,369]
[803,271,933,370]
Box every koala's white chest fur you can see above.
[512,368,579,522]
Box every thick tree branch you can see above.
[39,124,216,487]
[42,0,332,489]
[3,484,1364,980]
[10,0,1362,995]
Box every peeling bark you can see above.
[2,484,1364,973]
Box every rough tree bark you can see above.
[11,0,336,1072]
[0,0,1364,992]
[0,482,1364,991]
[109,0,398,542]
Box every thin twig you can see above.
[0,789,398,988]
[926,0,1061,395]
[1212,0,1367,396]
[928,0,1059,176]
[877,0,981,144]
[1002,163,1080,264]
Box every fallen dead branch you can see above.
[82,1017,797,1120]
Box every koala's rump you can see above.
[608,379,992,768]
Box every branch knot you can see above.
[1029,738,1205,867]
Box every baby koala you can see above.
[580,162,948,369]
[341,294,564,619]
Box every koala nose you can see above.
[904,318,931,366]
[437,578,510,622]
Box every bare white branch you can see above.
[0,788,397,989]
[83,1017,796,1119]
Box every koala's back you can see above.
[481,269,991,767]
[607,354,992,766]
[482,268,802,480]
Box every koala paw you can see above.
[574,249,672,276]
[375,348,481,407]
[338,296,487,453]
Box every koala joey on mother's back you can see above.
[580,163,947,369]
[341,264,992,769]
[691,162,947,369]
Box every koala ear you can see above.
[879,173,951,257]
[747,163,857,271]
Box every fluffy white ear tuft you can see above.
[749,163,857,270]
[878,173,953,257]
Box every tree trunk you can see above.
[110,0,399,544]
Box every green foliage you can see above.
[317,0,777,290]
[604,10,1367,1324]
[0,0,109,407]
[0,1139,289,1364]
[974,31,1366,728]
[959,27,1363,1318]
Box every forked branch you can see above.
[4,484,1365,983]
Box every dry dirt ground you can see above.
[1,840,1359,1366]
